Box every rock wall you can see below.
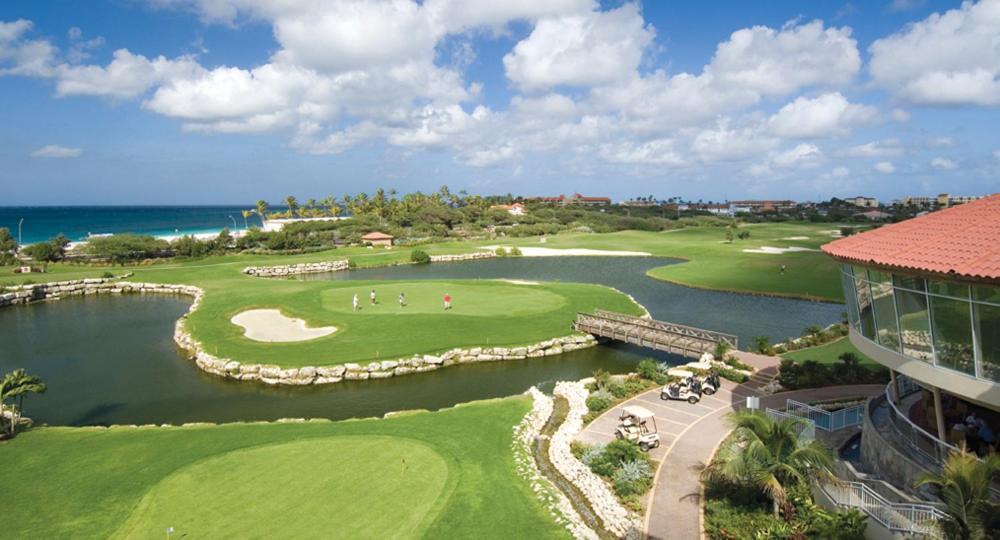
[243,260,349,277]
[514,388,598,540]
[429,252,496,263]
[177,322,597,386]
[0,275,196,308]
[551,381,643,539]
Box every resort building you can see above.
[523,193,612,207]
[847,196,879,208]
[822,194,1000,492]
[903,193,984,208]
[729,199,796,214]
[361,231,394,247]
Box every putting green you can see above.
[320,281,566,317]
[112,436,450,539]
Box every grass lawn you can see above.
[0,397,569,539]
[781,337,878,368]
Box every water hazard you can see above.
[1,257,841,426]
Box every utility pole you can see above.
[17,218,24,251]
[228,215,237,230]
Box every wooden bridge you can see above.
[574,310,738,359]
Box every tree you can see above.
[0,369,47,437]
[284,196,298,218]
[915,450,1000,540]
[22,241,60,263]
[702,410,832,518]
[0,227,17,265]
[255,200,268,225]
[241,209,253,229]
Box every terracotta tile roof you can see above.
[361,231,393,240]
[822,193,1000,280]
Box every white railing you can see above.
[786,399,864,432]
[765,408,816,442]
[883,377,960,465]
[820,480,945,537]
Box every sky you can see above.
[1,0,999,205]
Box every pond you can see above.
[1,257,842,426]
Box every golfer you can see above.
[399,292,406,307]
[352,293,360,311]
[370,289,377,305]
[443,293,452,310]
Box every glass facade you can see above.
[840,265,1000,383]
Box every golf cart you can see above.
[700,371,721,395]
[615,405,661,451]
[661,377,703,404]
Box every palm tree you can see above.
[0,369,47,437]
[915,449,1000,539]
[284,196,298,219]
[702,410,832,518]
[255,200,268,225]
[241,209,253,229]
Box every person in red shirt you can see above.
[443,293,452,310]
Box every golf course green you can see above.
[0,397,569,539]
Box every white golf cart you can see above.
[700,371,721,395]
[615,405,661,451]
[661,377,703,404]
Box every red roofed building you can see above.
[821,193,1000,495]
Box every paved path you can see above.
[574,350,883,540]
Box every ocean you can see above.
[0,206,265,245]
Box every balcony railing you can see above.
[785,399,865,432]
[818,480,946,537]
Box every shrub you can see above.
[586,390,614,414]
[592,368,611,390]
[83,234,171,265]
[508,246,522,256]
[580,443,606,467]
[606,382,628,399]
[494,246,508,257]
[101,271,114,279]
[588,439,647,478]
[636,359,661,380]
[752,335,773,355]
[716,367,749,383]
[410,249,430,264]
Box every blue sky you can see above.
[1,0,999,204]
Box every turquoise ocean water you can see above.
[0,206,264,244]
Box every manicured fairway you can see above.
[0,397,569,539]
[781,337,878,368]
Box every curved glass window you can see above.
[930,295,975,375]
[853,268,876,340]
[869,270,900,351]
[896,288,933,361]
[975,302,1000,382]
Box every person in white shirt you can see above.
[352,294,360,311]
[370,289,377,306]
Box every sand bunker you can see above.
[742,246,819,255]
[231,309,336,342]
[781,236,810,241]
[482,246,651,257]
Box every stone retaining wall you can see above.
[243,260,350,277]
[551,380,643,539]
[429,252,496,263]
[0,275,194,308]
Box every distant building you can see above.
[361,231,394,247]
[729,200,796,213]
[491,203,528,216]
[903,193,984,208]
[687,203,733,216]
[523,193,611,207]
[620,199,658,207]
[854,210,892,221]
[847,196,879,208]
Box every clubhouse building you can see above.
[822,193,999,492]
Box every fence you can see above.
[785,399,865,432]
[882,376,959,465]
[765,408,816,442]
[819,480,945,537]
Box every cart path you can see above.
[572,351,883,539]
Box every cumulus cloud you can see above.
[708,20,860,96]
[843,139,903,158]
[930,157,957,170]
[56,49,205,99]
[750,143,824,176]
[503,3,654,91]
[599,138,685,166]
[869,0,1000,106]
[31,144,82,158]
[874,161,896,173]
[767,92,877,138]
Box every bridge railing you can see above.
[581,310,739,349]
